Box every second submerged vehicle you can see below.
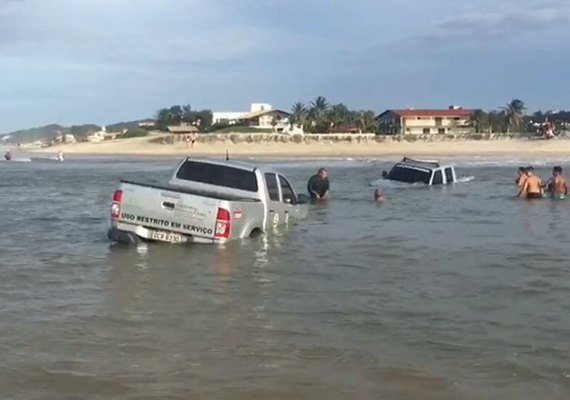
[382,157,458,186]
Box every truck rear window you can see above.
[176,161,258,192]
[387,166,431,184]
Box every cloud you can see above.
[419,2,570,46]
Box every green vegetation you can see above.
[156,105,213,132]
[470,99,548,134]
[119,128,149,139]
[289,96,378,133]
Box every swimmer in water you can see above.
[546,166,568,200]
[374,188,385,204]
[518,166,543,199]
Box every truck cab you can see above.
[382,157,457,186]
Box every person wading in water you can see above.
[545,166,568,200]
[307,168,330,202]
[518,166,543,199]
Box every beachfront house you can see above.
[212,103,273,126]
[238,109,291,132]
[167,122,200,135]
[377,107,475,135]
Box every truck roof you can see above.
[184,157,279,174]
[398,157,454,171]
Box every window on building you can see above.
[423,128,431,134]
[438,128,445,134]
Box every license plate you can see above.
[150,231,185,243]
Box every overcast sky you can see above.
[1,0,569,131]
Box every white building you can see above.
[212,103,273,125]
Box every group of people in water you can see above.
[307,164,569,204]
[516,166,568,200]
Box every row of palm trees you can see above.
[292,97,532,134]
[471,99,528,133]
[289,96,377,133]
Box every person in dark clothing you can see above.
[307,168,330,201]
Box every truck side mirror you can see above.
[297,194,309,204]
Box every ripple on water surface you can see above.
[0,158,569,399]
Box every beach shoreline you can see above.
[26,135,570,158]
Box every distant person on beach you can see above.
[191,133,197,148]
[518,166,543,199]
[57,150,64,162]
[515,167,527,186]
[307,168,330,201]
[4,149,11,161]
[545,166,568,200]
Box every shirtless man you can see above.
[518,166,543,199]
[546,166,568,200]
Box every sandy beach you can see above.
[28,135,570,158]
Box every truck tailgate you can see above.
[118,182,220,239]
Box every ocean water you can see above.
[0,156,569,399]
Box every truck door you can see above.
[264,173,284,229]
[278,175,299,224]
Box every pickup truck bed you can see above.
[121,180,261,203]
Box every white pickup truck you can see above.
[107,158,309,244]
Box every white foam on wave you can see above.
[456,176,475,183]
[370,176,475,187]
[1,158,31,163]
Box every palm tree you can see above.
[327,103,350,130]
[309,96,329,123]
[356,110,377,133]
[307,96,330,133]
[501,99,526,133]
[289,102,307,130]
[471,109,489,133]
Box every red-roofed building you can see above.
[377,106,476,135]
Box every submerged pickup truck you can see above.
[108,158,309,245]
[381,157,458,186]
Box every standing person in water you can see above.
[518,166,543,199]
[515,167,527,186]
[307,168,330,201]
[545,166,568,200]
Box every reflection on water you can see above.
[0,158,569,399]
